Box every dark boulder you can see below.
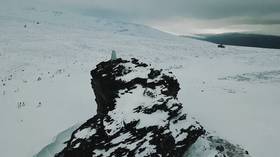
[218,44,226,48]
[55,58,251,157]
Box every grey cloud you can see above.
[43,0,280,34]
[5,0,280,25]
[3,0,279,34]
[58,0,280,35]
[74,0,280,21]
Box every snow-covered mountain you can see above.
[0,6,280,157]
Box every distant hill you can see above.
[183,33,280,49]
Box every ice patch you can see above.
[219,70,280,83]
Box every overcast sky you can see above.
[3,0,280,35]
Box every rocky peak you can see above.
[56,58,251,157]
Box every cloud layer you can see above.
[70,0,280,34]
[74,0,280,19]
[2,0,280,34]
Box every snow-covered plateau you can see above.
[0,5,280,157]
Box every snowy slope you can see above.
[0,6,280,157]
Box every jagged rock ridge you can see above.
[56,58,251,157]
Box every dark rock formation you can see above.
[218,44,226,48]
[56,58,251,157]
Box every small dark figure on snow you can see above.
[218,44,225,48]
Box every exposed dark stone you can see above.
[56,58,207,157]
[218,44,226,48]
[148,68,162,79]
[54,58,252,157]
[216,145,225,152]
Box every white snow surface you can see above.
[0,5,280,157]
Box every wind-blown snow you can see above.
[0,5,280,157]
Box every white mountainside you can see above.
[0,5,280,157]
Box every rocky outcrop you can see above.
[56,58,251,157]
